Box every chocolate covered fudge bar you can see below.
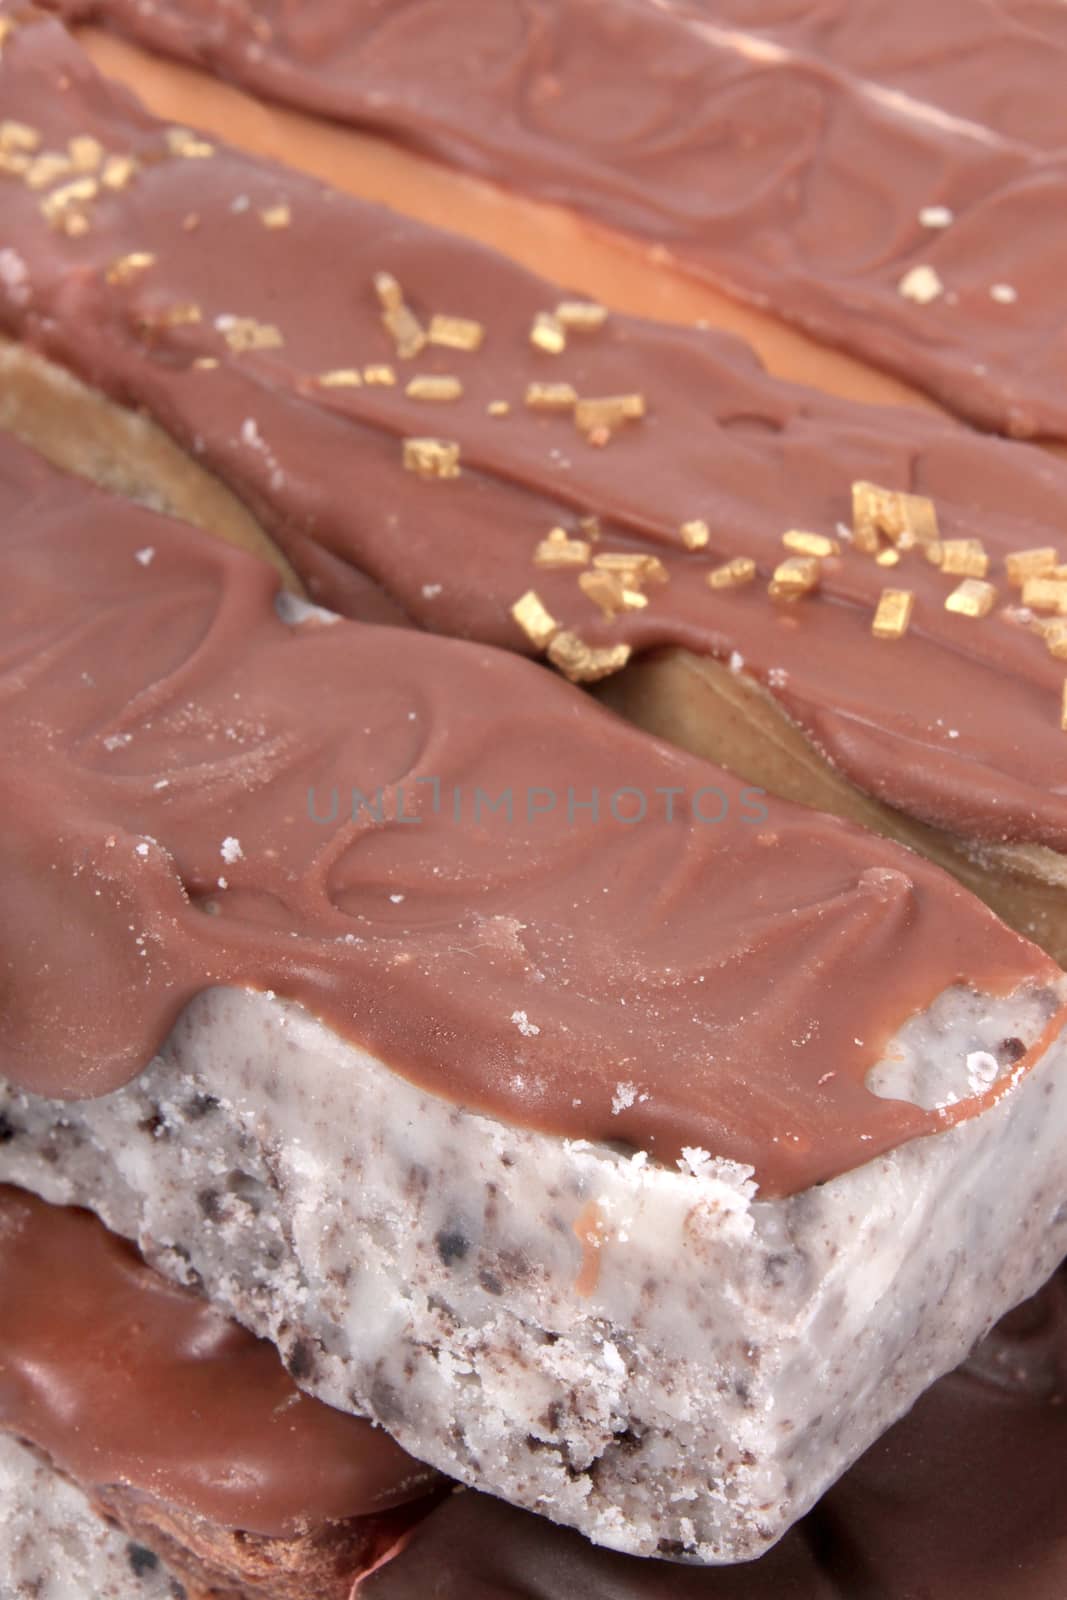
[0,1186,441,1600]
[40,0,1067,438]
[3,428,1067,1562]
[3,9,1067,957]
[363,1262,1067,1599]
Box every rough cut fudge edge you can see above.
[0,1434,180,1600]
[3,983,1067,1564]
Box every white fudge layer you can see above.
[0,1436,180,1600]
[2,982,1067,1563]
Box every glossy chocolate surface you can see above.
[2,431,1059,1193]
[3,9,1067,854]
[0,1186,438,1539]
[42,0,1067,439]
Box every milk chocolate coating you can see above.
[40,0,1067,439]
[2,429,1061,1194]
[3,10,1067,857]
[0,1185,439,1539]
[362,1264,1067,1599]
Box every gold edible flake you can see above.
[373,273,425,357]
[1043,620,1067,661]
[0,121,40,154]
[192,357,219,370]
[259,202,291,229]
[428,314,484,352]
[555,300,608,332]
[708,557,756,591]
[547,632,632,684]
[318,369,363,388]
[383,303,426,360]
[373,272,404,312]
[100,154,137,190]
[872,589,915,640]
[487,400,511,417]
[1006,547,1057,586]
[364,364,396,386]
[375,279,404,321]
[579,570,648,617]
[530,311,567,354]
[782,529,839,559]
[406,375,463,401]
[158,302,202,328]
[945,578,997,618]
[876,548,901,568]
[525,382,578,413]
[25,152,74,190]
[592,552,668,589]
[0,17,15,52]
[930,538,988,578]
[534,529,591,569]
[68,135,102,172]
[1022,577,1067,615]
[511,590,559,648]
[105,251,156,285]
[680,520,710,551]
[217,316,283,353]
[898,264,944,304]
[402,437,461,480]
[852,481,939,553]
[40,176,97,227]
[770,555,821,600]
[574,394,646,439]
[165,128,214,159]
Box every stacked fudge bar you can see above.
[3,3,1067,1595]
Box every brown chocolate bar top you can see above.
[3,8,1067,857]
[1,428,1060,1195]
[36,0,1067,439]
[0,1185,438,1539]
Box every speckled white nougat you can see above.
[3,981,1067,1564]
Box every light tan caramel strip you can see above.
[0,335,304,594]
[77,27,931,416]
[598,650,1067,967]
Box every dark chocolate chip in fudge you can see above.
[186,1092,221,1119]
[285,1337,319,1383]
[435,1228,470,1267]
[196,1189,222,1222]
[999,1037,1028,1066]
[127,1544,160,1578]
[0,1112,16,1144]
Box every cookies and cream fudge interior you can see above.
[2,2,1067,1593]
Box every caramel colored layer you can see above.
[46,0,1067,438]
[2,9,1067,858]
[2,429,1060,1194]
[0,1187,438,1541]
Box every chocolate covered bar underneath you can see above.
[0,1187,441,1600]
[4,11,1067,960]
[4,433,1067,1562]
